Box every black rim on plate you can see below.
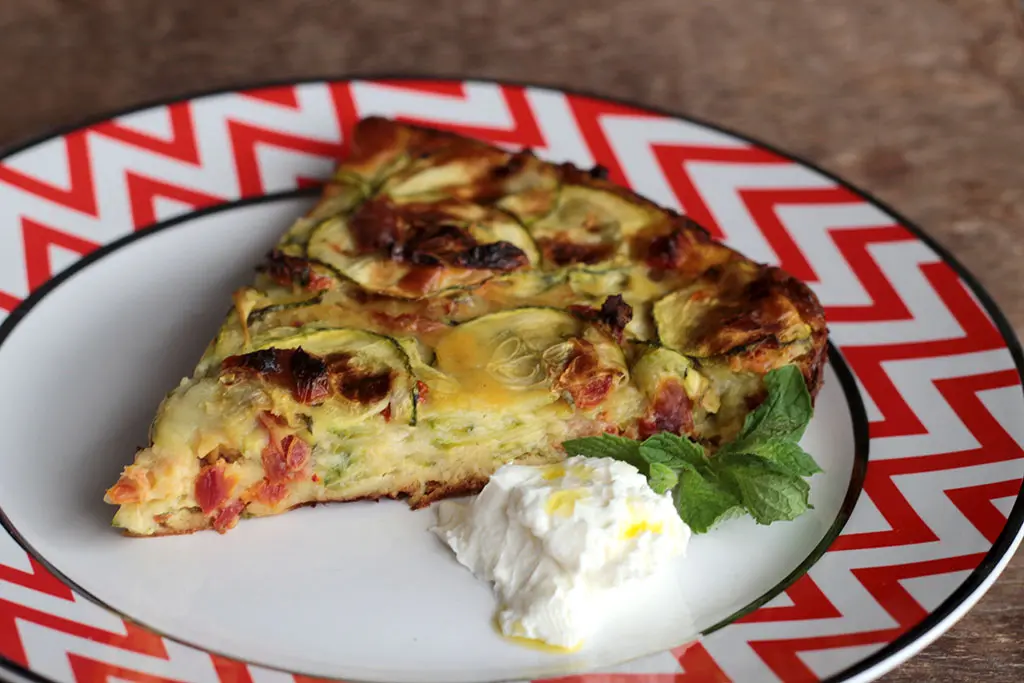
[0,75,1018,683]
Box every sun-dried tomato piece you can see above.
[252,479,289,507]
[307,272,334,291]
[324,354,394,404]
[261,431,310,484]
[339,373,392,404]
[370,311,449,336]
[261,441,287,483]
[638,379,695,439]
[397,266,443,294]
[212,500,245,534]
[195,464,234,515]
[644,216,715,272]
[106,469,149,504]
[551,339,618,409]
[225,348,339,405]
[398,223,476,266]
[568,294,633,343]
[260,250,330,290]
[348,197,404,254]
[452,241,529,271]
[290,348,330,404]
[282,435,310,473]
[538,238,614,266]
[223,348,285,376]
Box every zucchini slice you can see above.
[275,216,320,258]
[383,160,488,198]
[247,296,364,339]
[436,308,581,383]
[195,310,247,378]
[395,336,461,397]
[431,308,582,408]
[250,326,416,426]
[247,291,326,326]
[494,154,561,224]
[475,267,633,318]
[456,203,541,265]
[276,181,365,256]
[653,279,813,359]
[431,307,629,414]
[651,283,716,356]
[305,216,418,297]
[631,345,718,413]
[530,185,662,267]
[305,202,539,299]
[378,143,508,199]
[198,290,331,376]
[567,267,630,299]
[195,285,275,376]
[343,153,412,191]
[475,269,572,304]
[581,325,629,378]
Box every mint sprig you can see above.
[562,365,821,534]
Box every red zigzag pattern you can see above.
[0,79,1019,683]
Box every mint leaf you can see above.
[728,365,813,451]
[647,462,679,494]
[562,434,644,470]
[718,454,810,525]
[673,469,742,533]
[639,432,707,470]
[739,440,822,477]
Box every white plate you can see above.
[0,78,1019,683]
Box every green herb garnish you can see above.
[562,365,821,533]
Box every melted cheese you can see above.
[432,322,558,411]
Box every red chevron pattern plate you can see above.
[0,77,1021,683]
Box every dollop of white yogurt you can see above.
[432,456,690,649]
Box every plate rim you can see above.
[0,74,1020,683]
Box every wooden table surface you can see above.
[1,0,1022,680]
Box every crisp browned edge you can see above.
[123,474,491,537]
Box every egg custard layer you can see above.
[104,117,827,536]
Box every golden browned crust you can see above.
[127,473,492,537]
[694,265,827,396]
[123,526,204,538]
[410,474,492,508]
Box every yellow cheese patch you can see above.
[620,519,664,540]
[545,489,589,517]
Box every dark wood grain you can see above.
[0,0,1022,680]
